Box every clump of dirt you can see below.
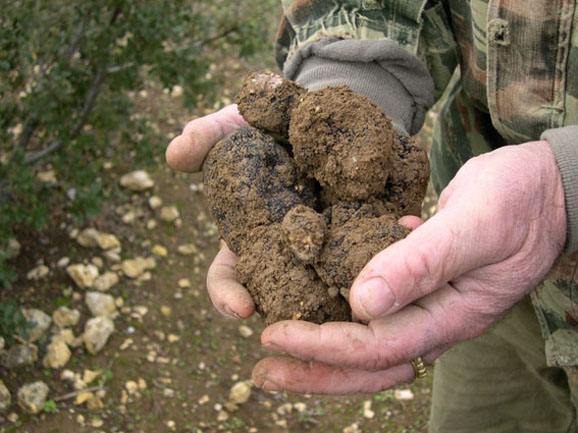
[204,72,429,324]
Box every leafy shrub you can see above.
[0,0,278,287]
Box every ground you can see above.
[0,46,436,433]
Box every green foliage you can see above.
[0,300,33,344]
[0,0,277,287]
[43,399,58,414]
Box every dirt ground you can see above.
[0,53,435,433]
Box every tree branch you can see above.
[25,68,107,164]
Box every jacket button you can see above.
[488,18,511,47]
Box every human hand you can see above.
[166,105,255,319]
[253,140,567,394]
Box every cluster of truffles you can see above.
[204,72,429,324]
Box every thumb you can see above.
[166,104,247,173]
[350,205,500,321]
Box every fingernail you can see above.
[354,277,396,319]
[253,370,279,391]
[222,305,241,319]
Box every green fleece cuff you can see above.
[542,126,578,253]
[283,38,434,136]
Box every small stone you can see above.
[294,402,307,413]
[76,228,100,247]
[22,309,51,342]
[96,233,120,250]
[238,325,253,338]
[0,380,11,412]
[217,410,229,422]
[43,339,71,369]
[37,169,57,183]
[152,244,168,257]
[167,334,180,343]
[17,381,49,414]
[277,403,293,415]
[7,412,18,423]
[0,336,4,352]
[343,423,361,433]
[91,256,104,268]
[125,381,139,395]
[160,305,172,317]
[104,249,121,263]
[394,389,414,401]
[148,196,163,210]
[159,206,180,223]
[75,392,94,405]
[86,292,117,317]
[362,400,374,419]
[119,170,154,191]
[178,278,191,288]
[90,417,104,427]
[121,256,156,279]
[83,317,115,354]
[146,219,157,230]
[52,306,80,328]
[6,238,21,259]
[26,264,49,280]
[57,257,70,268]
[83,369,102,385]
[177,244,197,255]
[87,396,104,411]
[67,264,99,289]
[93,271,119,292]
[166,420,177,431]
[229,381,251,405]
[122,210,137,224]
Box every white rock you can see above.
[57,257,70,268]
[26,265,49,280]
[53,329,81,347]
[85,292,117,317]
[0,336,4,352]
[17,381,49,414]
[43,339,71,369]
[151,245,168,257]
[1,344,38,368]
[93,271,119,292]
[394,389,414,401]
[159,206,180,223]
[6,238,21,259]
[22,309,51,342]
[121,256,156,279]
[77,228,121,250]
[238,325,253,338]
[229,381,252,405]
[119,170,154,191]
[52,306,80,328]
[362,400,374,419]
[0,380,11,412]
[66,264,99,289]
[148,196,163,210]
[83,317,115,354]
[177,244,196,255]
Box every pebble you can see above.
[238,325,253,338]
[52,306,81,328]
[152,244,168,257]
[22,308,52,342]
[57,256,70,268]
[148,196,163,210]
[229,381,252,405]
[6,238,21,259]
[362,400,375,419]
[146,219,157,230]
[121,256,156,279]
[77,228,121,250]
[343,423,361,433]
[93,271,119,292]
[167,334,180,343]
[43,339,71,369]
[119,170,154,191]
[0,380,11,412]
[178,278,191,288]
[67,263,99,289]
[17,381,49,414]
[160,305,172,317]
[159,206,180,223]
[177,244,197,255]
[86,292,117,318]
[26,264,49,280]
[83,317,115,354]
[0,336,4,352]
[394,389,414,401]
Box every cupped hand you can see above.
[253,140,567,394]
[166,105,255,319]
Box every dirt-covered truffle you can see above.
[237,72,305,141]
[384,131,430,217]
[202,73,430,325]
[315,215,410,292]
[203,127,316,254]
[282,205,326,264]
[289,86,394,202]
[236,225,351,325]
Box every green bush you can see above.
[0,0,277,287]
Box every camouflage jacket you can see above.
[276,0,578,367]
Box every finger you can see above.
[398,215,423,231]
[350,205,510,321]
[166,104,247,173]
[262,284,483,371]
[206,245,254,319]
[252,349,442,395]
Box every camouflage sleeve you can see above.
[275,0,459,99]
